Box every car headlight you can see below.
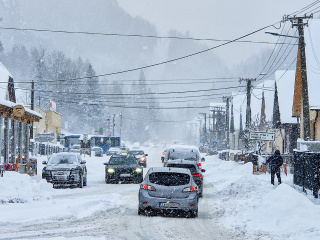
[107,168,115,174]
[135,168,143,173]
[70,169,80,175]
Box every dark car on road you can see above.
[165,160,205,197]
[128,150,148,168]
[42,152,87,188]
[138,167,199,218]
[104,155,143,184]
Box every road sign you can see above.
[249,131,275,141]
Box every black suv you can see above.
[42,152,87,188]
[165,159,205,197]
[104,155,143,184]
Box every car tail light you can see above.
[198,162,202,170]
[192,174,202,179]
[163,162,166,166]
[162,152,165,156]
[182,186,198,192]
[140,184,156,191]
[140,157,146,162]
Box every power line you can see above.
[1,21,281,83]
[0,26,296,46]
[3,77,239,85]
[12,85,244,96]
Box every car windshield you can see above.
[71,145,80,149]
[49,155,78,164]
[149,172,190,186]
[128,151,144,155]
[109,156,137,165]
[166,164,197,174]
[168,151,198,160]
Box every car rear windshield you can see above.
[166,164,197,174]
[167,151,198,160]
[128,151,144,155]
[49,155,78,164]
[109,156,137,165]
[148,172,190,186]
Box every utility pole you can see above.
[30,80,34,139]
[223,96,231,148]
[284,14,312,140]
[112,114,115,136]
[199,113,207,145]
[240,78,255,129]
[239,78,256,150]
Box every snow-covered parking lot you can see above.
[1,147,320,240]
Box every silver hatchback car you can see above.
[138,167,199,217]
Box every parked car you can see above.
[106,147,122,156]
[91,146,103,157]
[42,152,87,188]
[103,155,143,184]
[69,144,82,154]
[165,160,206,197]
[128,150,148,168]
[138,167,199,217]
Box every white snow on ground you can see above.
[0,150,320,239]
[204,155,320,239]
[0,155,124,226]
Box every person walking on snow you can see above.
[266,150,283,185]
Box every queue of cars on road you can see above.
[42,143,205,218]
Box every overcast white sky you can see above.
[117,0,317,66]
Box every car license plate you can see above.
[120,173,131,177]
[54,176,66,180]
[159,202,179,208]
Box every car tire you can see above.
[105,176,111,184]
[138,207,144,216]
[136,175,143,184]
[83,175,87,186]
[78,174,84,188]
[189,209,198,218]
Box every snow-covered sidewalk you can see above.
[203,155,320,239]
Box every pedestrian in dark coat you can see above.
[266,150,283,185]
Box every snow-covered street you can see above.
[1,147,320,240]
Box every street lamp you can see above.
[265,32,300,39]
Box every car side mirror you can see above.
[80,160,86,164]
[201,157,205,162]
[103,162,108,165]
[201,169,206,173]
[145,154,148,156]
[42,161,47,165]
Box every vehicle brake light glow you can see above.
[140,184,156,191]
[182,186,198,192]
[192,174,202,179]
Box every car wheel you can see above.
[138,207,144,216]
[105,176,111,184]
[78,174,84,188]
[83,175,87,186]
[136,175,143,184]
[189,209,198,218]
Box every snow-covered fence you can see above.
[293,151,320,198]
